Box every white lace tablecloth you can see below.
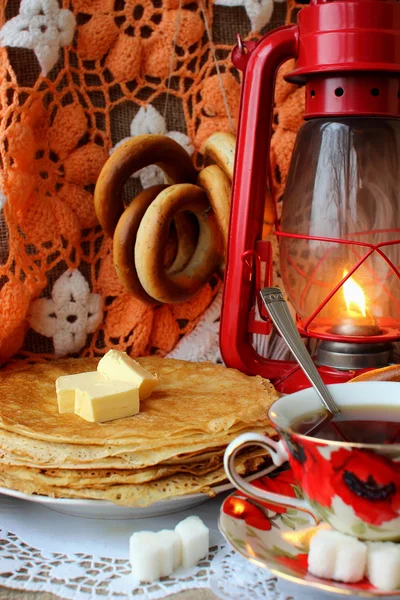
[0,489,304,600]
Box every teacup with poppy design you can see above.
[224,382,400,541]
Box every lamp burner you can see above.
[317,339,392,371]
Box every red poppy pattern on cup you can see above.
[222,469,302,529]
[282,432,400,526]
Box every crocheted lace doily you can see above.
[210,546,283,600]
[0,526,221,599]
[0,527,303,600]
[210,547,326,600]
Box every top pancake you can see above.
[0,357,277,446]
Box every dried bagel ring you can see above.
[94,134,197,237]
[113,185,198,304]
[113,185,167,304]
[204,132,236,181]
[168,212,198,274]
[204,131,275,235]
[135,184,224,303]
[197,164,230,252]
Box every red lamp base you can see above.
[274,362,361,394]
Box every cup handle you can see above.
[224,432,310,512]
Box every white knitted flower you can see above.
[214,0,285,32]
[0,0,76,76]
[111,104,194,189]
[28,269,103,357]
[0,192,6,211]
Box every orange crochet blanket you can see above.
[0,0,305,363]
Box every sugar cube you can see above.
[308,529,340,580]
[308,529,367,583]
[367,542,400,591]
[175,516,209,569]
[130,531,161,582]
[334,537,367,583]
[158,530,181,577]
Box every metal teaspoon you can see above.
[260,287,340,417]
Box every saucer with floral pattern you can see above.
[219,468,400,598]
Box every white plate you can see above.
[0,464,276,519]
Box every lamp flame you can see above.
[343,270,366,317]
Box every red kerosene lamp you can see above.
[220,0,400,393]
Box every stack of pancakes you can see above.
[0,357,278,506]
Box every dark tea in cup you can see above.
[291,406,400,444]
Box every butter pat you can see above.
[98,350,157,399]
[175,516,209,569]
[130,531,162,582]
[74,373,140,423]
[56,372,101,414]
